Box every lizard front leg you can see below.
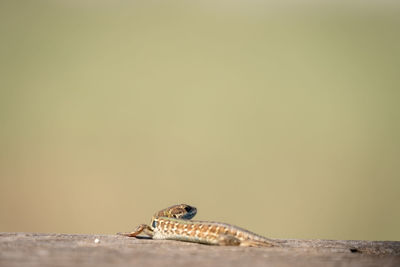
[117,224,154,237]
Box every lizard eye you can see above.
[152,220,157,228]
[184,206,193,212]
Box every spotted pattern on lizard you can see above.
[118,204,280,247]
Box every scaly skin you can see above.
[118,204,280,247]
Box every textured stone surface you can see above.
[1,233,399,267]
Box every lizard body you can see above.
[118,204,279,247]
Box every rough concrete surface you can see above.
[0,232,399,267]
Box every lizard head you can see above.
[154,204,197,220]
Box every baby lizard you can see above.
[118,204,280,247]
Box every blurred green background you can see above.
[0,0,399,241]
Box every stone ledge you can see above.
[1,232,399,267]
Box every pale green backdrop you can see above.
[0,1,399,241]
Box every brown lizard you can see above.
[118,204,281,247]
